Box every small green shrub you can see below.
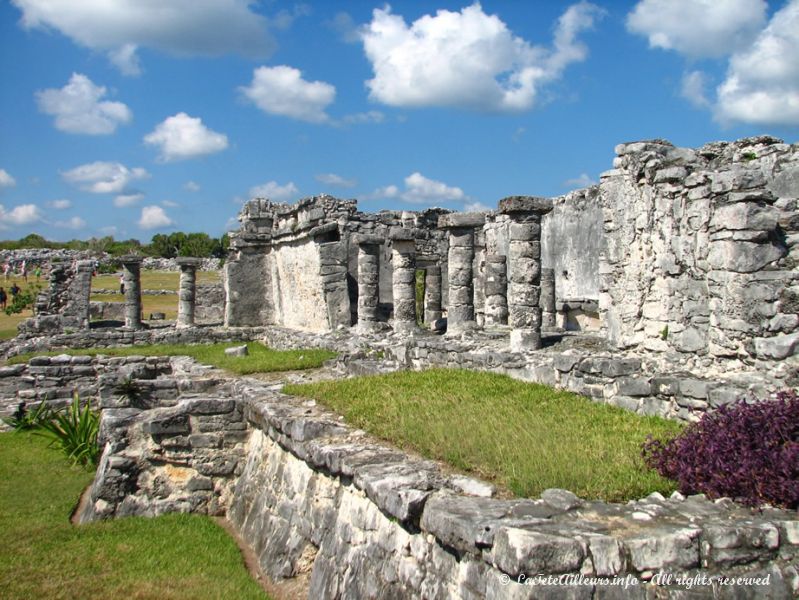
[5,284,41,316]
[741,151,757,161]
[37,392,100,467]
[2,401,53,431]
[643,390,799,508]
[115,375,144,407]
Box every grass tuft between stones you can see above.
[285,368,683,502]
[0,434,268,600]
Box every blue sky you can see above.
[0,0,797,241]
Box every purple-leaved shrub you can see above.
[642,390,799,509]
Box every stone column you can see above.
[540,267,557,330]
[424,264,442,325]
[389,227,418,334]
[484,254,508,326]
[498,196,553,351]
[354,234,383,333]
[176,257,201,328]
[438,213,486,334]
[120,255,143,330]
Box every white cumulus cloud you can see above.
[716,0,799,126]
[11,0,274,75]
[138,205,174,230]
[315,173,357,188]
[36,73,132,135]
[62,161,149,194]
[240,66,335,123]
[681,70,711,108]
[0,203,43,229]
[249,181,299,202]
[369,173,465,205]
[114,193,145,207]
[0,169,16,188]
[361,2,603,112]
[108,44,142,76]
[48,199,72,209]
[54,216,86,230]
[144,113,228,162]
[626,0,766,58]
[184,181,201,192]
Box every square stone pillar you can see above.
[438,213,486,334]
[176,257,202,328]
[354,234,383,333]
[424,264,443,325]
[120,255,143,330]
[484,254,508,326]
[389,227,418,334]
[498,196,553,351]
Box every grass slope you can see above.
[0,433,267,600]
[8,342,336,375]
[286,368,683,502]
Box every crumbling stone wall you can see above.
[600,136,799,359]
[69,362,798,599]
[19,259,93,335]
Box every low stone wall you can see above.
[67,362,798,599]
[0,325,267,361]
[90,301,126,321]
[259,327,791,424]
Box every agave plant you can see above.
[37,392,100,467]
[2,401,53,431]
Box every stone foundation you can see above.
[41,357,795,600]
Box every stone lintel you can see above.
[486,254,507,264]
[75,259,96,270]
[309,222,340,240]
[176,257,203,268]
[119,255,143,264]
[353,233,385,246]
[498,196,554,216]
[438,212,487,230]
[388,227,418,242]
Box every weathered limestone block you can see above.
[176,257,201,328]
[120,256,143,330]
[224,243,272,327]
[438,213,486,334]
[499,196,553,351]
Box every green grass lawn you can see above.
[285,369,683,502]
[0,433,267,600]
[9,342,336,375]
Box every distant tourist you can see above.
[119,274,125,295]
[2,262,9,280]
[10,283,20,299]
[34,265,42,280]
[20,260,27,282]
[0,287,6,310]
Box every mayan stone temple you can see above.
[2,136,798,599]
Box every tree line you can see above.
[0,232,230,259]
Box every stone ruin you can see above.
[3,135,798,599]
